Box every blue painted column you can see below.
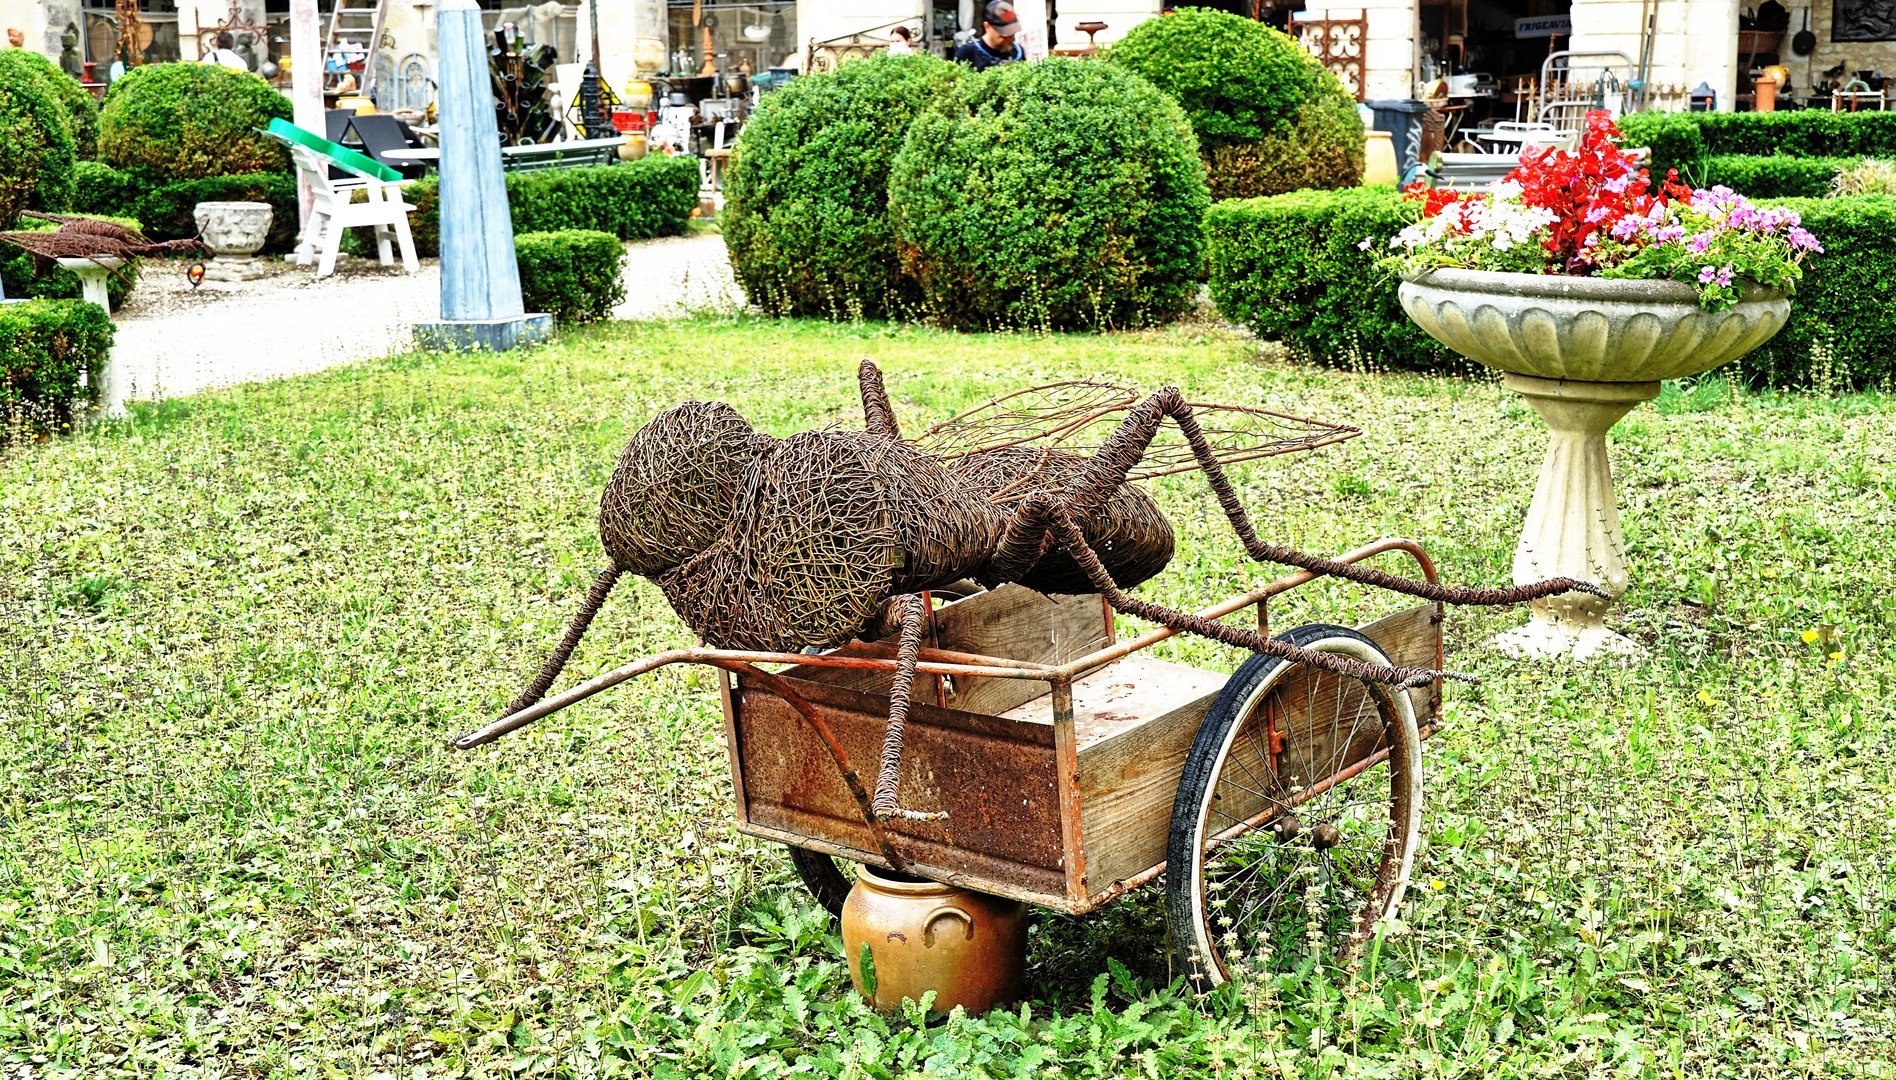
[414,0,552,352]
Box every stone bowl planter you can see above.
[1397,269,1789,383]
[1397,269,1791,660]
[192,201,274,282]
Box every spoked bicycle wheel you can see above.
[786,845,853,918]
[1166,624,1423,988]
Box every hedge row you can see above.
[70,163,300,253]
[1,298,112,439]
[1205,188,1896,390]
[405,155,700,257]
[1689,154,1850,199]
[515,229,627,324]
[1619,110,1896,178]
[1,213,142,310]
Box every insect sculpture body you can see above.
[494,362,1597,820]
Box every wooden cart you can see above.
[462,539,1443,985]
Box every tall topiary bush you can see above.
[1106,8,1363,200]
[99,63,291,180]
[0,49,98,160]
[888,58,1209,331]
[0,53,77,227]
[723,54,965,319]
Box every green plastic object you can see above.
[263,117,404,183]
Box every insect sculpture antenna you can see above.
[468,362,1601,828]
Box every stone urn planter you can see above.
[192,201,274,281]
[1398,269,1789,659]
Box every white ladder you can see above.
[324,0,390,101]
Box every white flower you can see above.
[1358,236,1375,251]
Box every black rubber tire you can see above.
[1164,624,1423,989]
[786,845,852,918]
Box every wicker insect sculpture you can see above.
[0,212,208,285]
[492,361,1599,820]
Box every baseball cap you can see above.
[984,0,1022,36]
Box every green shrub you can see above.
[1620,110,1896,178]
[403,156,700,257]
[0,53,77,227]
[1689,155,1849,199]
[1106,8,1363,199]
[1735,195,1896,390]
[723,53,965,320]
[98,63,291,181]
[1205,188,1453,372]
[888,58,1209,331]
[0,49,97,160]
[515,229,627,323]
[1,213,142,311]
[132,172,299,253]
[71,160,140,214]
[1615,111,1705,179]
[0,298,113,439]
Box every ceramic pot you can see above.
[1398,269,1790,660]
[1363,131,1399,186]
[842,866,1027,1015]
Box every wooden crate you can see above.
[722,585,1439,914]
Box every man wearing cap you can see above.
[955,1,1027,71]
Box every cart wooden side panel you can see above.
[1067,604,1441,898]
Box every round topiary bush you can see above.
[1106,8,1364,200]
[0,53,76,228]
[724,53,965,319]
[0,49,97,160]
[888,57,1209,331]
[99,63,291,180]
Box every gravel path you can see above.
[107,232,741,406]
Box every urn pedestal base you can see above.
[1491,373,1656,661]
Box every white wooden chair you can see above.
[267,118,420,278]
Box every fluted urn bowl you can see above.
[1395,269,1790,662]
[1398,269,1789,382]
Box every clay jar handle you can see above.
[922,905,974,948]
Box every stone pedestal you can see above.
[193,201,275,281]
[1493,374,1657,660]
[54,256,128,420]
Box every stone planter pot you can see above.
[192,201,274,282]
[1398,269,1790,659]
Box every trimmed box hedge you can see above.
[1619,110,1896,178]
[515,229,626,324]
[1690,154,1850,199]
[1,297,113,438]
[69,164,299,254]
[1205,188,1896,390]
[405,156,700,257]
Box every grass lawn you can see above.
[3,316,1894,1078]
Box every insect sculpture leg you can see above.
[1057,387,1607,607]
[872,593,947,821]
[499,566,626,719]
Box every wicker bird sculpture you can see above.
[0,212,208,285]
[486,361,1599,820]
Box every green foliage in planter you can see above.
[888,58,1209,331]
[0,213,142,311]
[130,172,300,254]
[0,52,77,228]
[0,49,97,160]
[0,298,113,438]
[1689,154,1851,199]
[98,63,291,181]
[1205,188,1455,372]
[723,53,965,320]
[401,156,700,257]
[1736,195,1896,390]
[515,229,627,324]
[1106,8,1363,199]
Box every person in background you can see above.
[954,1,1025,72]
[202,30,248,70]
[887,25,916,55]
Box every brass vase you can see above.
[842,866,1028,1015]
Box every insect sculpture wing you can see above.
[911,380,1362,492]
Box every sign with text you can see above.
[1515,14,1572,38]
